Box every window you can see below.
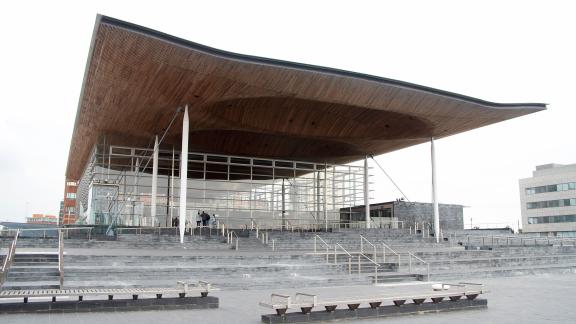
[557,231,576,238]
[66,192,76,199]
[527,198,576,209]
[528,215,576,224]
[65,207,75,213]
[66,181,77,186]
[526,182,576,195]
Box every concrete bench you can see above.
[0,280,219,303]
[259,283,487,315]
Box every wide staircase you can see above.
[3,228,576,292]
[58,229,370,290]
[1,237,61,290]
[264,228,576,282]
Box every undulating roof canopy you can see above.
[66,15,545,179]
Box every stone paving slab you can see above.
[0,273,575,323]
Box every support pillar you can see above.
[151,135,159,227]
[179,106,189,243]
[281,179,286,228]
[324,163,328,232]
[364,156,370,229]
[431,138,440,243]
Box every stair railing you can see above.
[360,235,377,259]
[313,235,331,263]
[0,229,19,290]
[381,242,401,265]
[455,233,576,247]
[358,252,381,284]
[407,252,430,281]
[58,229,64,289]
[228,230,239,250]
[333,243,353,274]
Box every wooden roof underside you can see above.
[66,15,546,179]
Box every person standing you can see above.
[196,211,202,227]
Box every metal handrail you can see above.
[0,227,92,240]
[314,235,331,263]
[358,252,381,284]
[453,233,576,247]
[58,229,64,289]
[381,242,400,264]
[228,230,239,250]
[360,235,377,258]
[334,243,353,274]
[407,252,430,281]
[0,229,19,290]
[313,235,331,252]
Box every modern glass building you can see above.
[66,15,545,236]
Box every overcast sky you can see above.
[1,1,574,230]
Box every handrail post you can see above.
[358,255,361,274]
[382,244,386,263]
[334,246,337,264]
[348,257,352,275]
[272,239,275,251]
[314,236,317,252]
[409,254,412,273]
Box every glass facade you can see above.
[528,215,576,224]
[526,198,576,209]
[525,182,576,195]
[76,142,369,228]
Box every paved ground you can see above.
[2,273,576,323]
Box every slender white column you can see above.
[324,164,328,232]
[151,135,159,227]
[364,156,370,229]
[431,138,440,243]
[179,106,189,243]
[169,147,175,226]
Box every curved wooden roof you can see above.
[66,15,545,179]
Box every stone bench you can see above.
[0,280,219,303]
[259,282,487,319]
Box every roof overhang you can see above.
[66,15,546,179]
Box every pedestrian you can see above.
[201,211,208,226]
[203,212,211,226]
[211,214,217,227]
[196,211,202,227]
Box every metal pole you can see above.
[364,156,370,229]
[179,106,189,244]
[281,179,286,230]
[151,135,159,227]
[169,146,175,227]
[431,138,440,243]
[324,163,328,232]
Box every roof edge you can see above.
[99,15,546,110]
[66,14,105,179]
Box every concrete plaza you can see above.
[2,272,575,324]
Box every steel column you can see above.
[431,138,440,243]
[179,106,189,243]
[364,156,370,229]
[324,163,328,232]
[151,135,159,227]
